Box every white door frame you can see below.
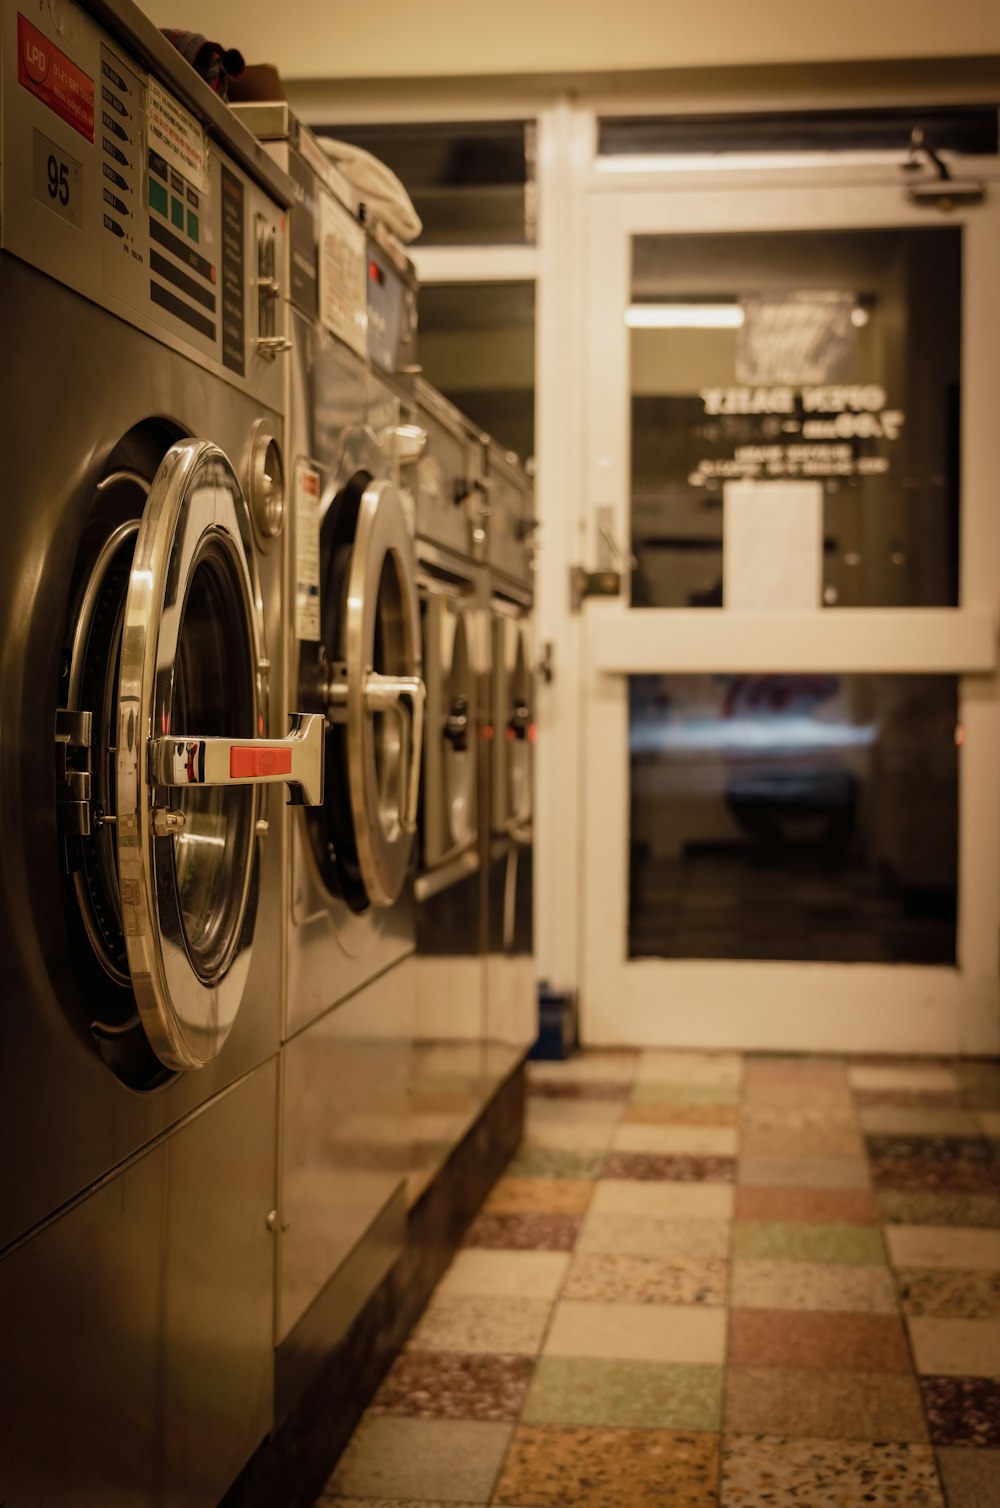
[579,171,1000,1055]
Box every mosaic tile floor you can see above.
[316,1051,1000,1507]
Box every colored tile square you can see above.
[631,1081,740,1106]
[730,1259,898,1314]
[848,1066,959,1092]
[603,1152,735,1183]
[721,1436,944,1507]
[866,1134,992,1163]
[877,1190,1000,1228]
[858,1105,980,1136]
[936,1446,1000,1507]
[611,1122,737,1157]
[623,1101,737,1126]
[735,1186,878,1224]
[529,1052,636,1085]
[371,1350,534,1421]
[406,1294,551,1356]
[898,1268,1000,1320]
[507,1147,605,1179]
[921,1375,1000,1446]
[589,1179,733,1220]
[908,1317,1000,1377]
[886,1226,1000,1271]
[325,1416,512,1502]
[576,1212,729,1261]
[740,1126,865,1160]
[522,1356,723,1430]
[527,1097,621,1126]
[544,1300,725,1365]
[726,1366,928,1441]
[563,1252,727,1306]
[484,1177,594,1215]
[463,1211,581,1252]
[522,1119,615,1152]
[871,1159,1000,1194]
[493,1424,720,1507]
[636,1050,742,1086]
[732,1220,886,1265]
[436,1250,569,1301]
[728,1308,911,1371]
[738,1156,871,1189]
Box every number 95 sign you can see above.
[32,128,82,229]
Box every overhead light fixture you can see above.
[626,303,744,330]
[850,306,870,327]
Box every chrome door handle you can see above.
[149,712,325,806]
[364,672,425,832]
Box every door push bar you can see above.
[328,670,426,834]
[150,712,325,806]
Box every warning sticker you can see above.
[295,461,322,642]
[147,75,207,192]
[17,14,95,142]
[318,189,367,357]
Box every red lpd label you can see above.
[230,747,292,780]
[18,14,95,142]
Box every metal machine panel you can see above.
[485,440,537,588]
[413,377,490,560]
[0,1059,278,1507]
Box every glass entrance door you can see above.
[580,171,1000,1053]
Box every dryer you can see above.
[0,5,321,1503]
[232,103,423,1418]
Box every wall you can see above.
[144,0,1000,82]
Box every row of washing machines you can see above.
[0,5,534,1504]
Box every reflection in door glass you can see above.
[629,228,961,609]
[629,674,958,965]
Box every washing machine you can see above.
[408,378,494,1198]
[232,102,422,1418]
[485,440,538,1086]
[0,5,322,1502]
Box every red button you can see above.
[230,746,292,779]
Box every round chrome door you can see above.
[115,441,323,1071]
[422,591,476,870]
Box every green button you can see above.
[171,196,184,230]
[149,177,168,216]
[187,209,199,243]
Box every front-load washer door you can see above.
[310,474,425,911]
[493,612,535,840]
[115,440,324,1072]
[422,591,477,872]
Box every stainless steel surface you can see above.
[245,420,287,543]
[151,713,324,804]
[485,440,537,588]
[412,377,490,560]
[0,1059,278,1508]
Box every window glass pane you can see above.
[600,107,999,159]
[418,281,535,465]
[315,121,535,246]
[629,673,958,965]
[630,227,961,609]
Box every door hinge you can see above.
[569,565,620,612]
[55,708,93,836]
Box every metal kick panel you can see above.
[0,1061,278,1507]
[2,2,288,411]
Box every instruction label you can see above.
[318,188,367,357]
[295,462,322,641]
[147,75,207,191]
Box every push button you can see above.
[171,196,185,230]
[149,177,168,216]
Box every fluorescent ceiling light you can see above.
[597,150,910,175]
[626,303,744,329]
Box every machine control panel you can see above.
[2,3,291,410]
[366,237,418,375]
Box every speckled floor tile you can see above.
[589,1179,733,1220]
[720,1436,944,1506]
[738,1105,856,1132]
[921,1375,1000,1446]
[877,1190,1000,1228]
[527,1080,628,1101]
[886,1226,1000,1271]
[877,1161,999,1197]
[406,1295,552,1356]
[506,1147,605,1179]
[623,1101,737,1127]
[436,1250,569,1301]
[726,1367,928,1440]
[545,1300,726,1364]
[849,1066,959,1092]
[936,1446,1000,1507]
[637,1050,742,1086]
[908,1318,1000,1377]
[898,1268,1000,1320]
[463,1212,581,1252]
[577,1212,729,1261]
[852,1087,965,1109]
[735,1187,878,1224]
[858,1106,980,1136]
[738,1156,871,1189]
[866,1134,992,1163]
[371,1351,534,1422]
[325,1416,511,1502]
[731,1260,897,1313]
[603,1151,735,1183]
[611,1122,738,1156]
[564,1252,727,1306]
[493,1424,720,1506]
[741,1127,865,1160]
[733,1220,886,1265]
[728,1308,911,1371]
[631,1081,740,1106]
[483,1178,594,1216]
[522,1357,723,1430]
